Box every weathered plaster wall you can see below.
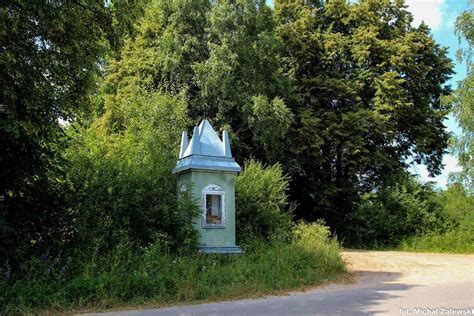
[177,169,237,248]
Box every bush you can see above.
[0,222,346,314]
[63,92,199,257]
[293,221,331,247]
[345,177,446,248]
[440,184,474,227]
[399,184,474,253]
[343,179,474,253]
[236,161,294,245]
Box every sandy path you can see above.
[342,250,474,284]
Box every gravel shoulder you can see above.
[85,250,474,315]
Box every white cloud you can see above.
[410,154,462,188]
[405,0,445,30]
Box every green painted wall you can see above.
[177,169,237,248]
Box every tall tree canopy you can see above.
[0,1,110,263]
[447,8,473,191]
[274,0,453,230]
[101,0,454,233]
[1,0,457,264]
[101,0,292,161]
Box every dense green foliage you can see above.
[399,227,474,254]
[446,8,473,190]
[0,0,111,268]
[236,161,294,244]
[399,184,474,253]
[64,92,198,255]
[400,8,474,253]
[102,0,291,161]
[346,177,447,248]
[344,179,473,252]
[1,0,472,312]
[0,223,346,314]
[274,0,453,231]
[98,0,456,241]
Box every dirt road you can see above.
[342,250,473,287]
[87,250,474,315]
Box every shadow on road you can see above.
[303,270,415,315]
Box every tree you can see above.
[447,8,473,191]
[65,92,198,255]
[274,0,453,231]
[101,0,291,162]
[193,0,292,161]
[0,1,109,265]
[105,0,150,57]
[101,0,211,129]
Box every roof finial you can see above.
[179,130,188,159]
[186,126,201,156]
[223,130,232,158]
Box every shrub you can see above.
[236,161,294,245]
[345,177,445,248]
[63,92,199,257]
[399,184,474,253]
[292,222,345,276]
[440,183,474,227]
[293,221,331,247]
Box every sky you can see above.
[267,0,471,189]
[403,0,470,188]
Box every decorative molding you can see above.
[201,184,226,228]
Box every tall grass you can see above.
[399,226,474,254]
[0,223,347,314]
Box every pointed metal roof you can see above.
[173,119,241,174]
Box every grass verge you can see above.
[1,224,347,314]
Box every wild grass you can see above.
[399,228,474,254]
[1,223,347,314]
